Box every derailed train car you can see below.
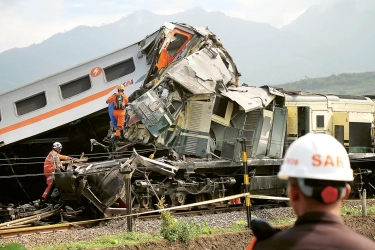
[89,23,290,212]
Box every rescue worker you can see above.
[248,133,375,250]
[42,142,72,200]
[106,84,128,138]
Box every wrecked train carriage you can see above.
[112,40,288,209]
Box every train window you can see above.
[60,75,91,99]
[167,33,188,56]
[104,58,135,82]
[15,92,47,116]
[316,115,324,128]
[213,96,228,118]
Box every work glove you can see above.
[250,218,281,241]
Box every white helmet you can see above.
[278,133,353,182]
[52,142,62,150]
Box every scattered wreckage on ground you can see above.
[1,22,375,224]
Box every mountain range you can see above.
[1,0,374,93]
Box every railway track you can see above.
[0,203,286,239]
[1,197,371,239]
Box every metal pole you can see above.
[124,173,133,232]
[362,189,367,217]
[238,138,251,228]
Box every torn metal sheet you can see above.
[132,90,175,137]
[222,86,276,112]
[260,85,285,97]
[166,48,233,94]
[131,153,178,177]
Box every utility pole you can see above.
[237,138,251,228]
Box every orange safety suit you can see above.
[106,92,128,135]
[42,150,71,199]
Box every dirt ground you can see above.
[102,215,375,250]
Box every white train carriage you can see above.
[285,91,375,152]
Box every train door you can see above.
[287,106,298,141]
[297,107,310,137]
[333,112,348,146]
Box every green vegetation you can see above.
[33,232,159,250]
[0,243,27,250]
[158,196,246,243]
[276,71,375,95]
[269,218,296,226]
[341,205,375,217]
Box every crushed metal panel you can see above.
[260,85,285,97]
[132,90,175,137]
[250,176,287,195]
[177,99,214,157]
[133,153,178,177]
[210,123,226,151]
[135,154,178,171]
[267,107,287,158]
[221,86,276,112]
[167,48,232,94]
[251,109,274,158]
[221,127,241,162]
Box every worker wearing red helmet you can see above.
[247,133,375,250]
[106,84,128,138]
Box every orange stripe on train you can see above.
[0,86,115,135]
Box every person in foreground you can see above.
[247,133,375,250]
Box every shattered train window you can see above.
[60,75,91,99]
[213,96,228,118]
[167,34,188,56]
[15,92,47,116]
[104,58,136,82]
[168,100,183,115]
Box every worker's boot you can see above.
[104,123,115,142]
[103,128,113,142]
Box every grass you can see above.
[32,232,160,250]
[341,205,375,217]
[269,218,296,227]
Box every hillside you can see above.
[1,0,375,93]
[276,71,375,95]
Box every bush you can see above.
[158,196,214,243]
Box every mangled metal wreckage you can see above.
[90,23,287,213]
[0,23,288,223]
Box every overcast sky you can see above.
[0,0,339,53]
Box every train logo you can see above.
[124,79,133,86]
[90,67,103,77]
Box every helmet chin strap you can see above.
[297,178,346,204]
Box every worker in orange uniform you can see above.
[106,84,128,138]
[247,133,375,250]
[42,142,72,200]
